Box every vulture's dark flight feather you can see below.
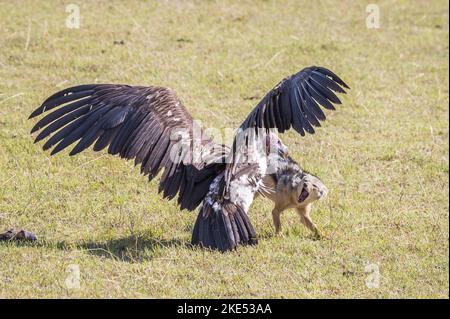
[240,66,349,135]
[30,85,228,211]
[29,66,349,252]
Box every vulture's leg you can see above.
[296,205,321,238]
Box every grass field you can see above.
[0,0,448,298]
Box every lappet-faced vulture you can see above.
[29,66,349,252]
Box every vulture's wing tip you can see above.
[28,110,40,119]
[30,125,40,134]
[49,147,61,156]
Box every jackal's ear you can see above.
[291,174,304,189]
[291,179,298,189]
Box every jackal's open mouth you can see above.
[298,188,309,203]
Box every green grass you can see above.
[0,0,448,298]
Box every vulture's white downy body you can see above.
[29,66,349,251]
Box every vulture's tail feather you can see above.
[192,201,257,252]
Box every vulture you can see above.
[29,66,349,252]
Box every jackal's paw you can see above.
[274,230,286,238]
[312,230,324,240]
[313,229,330,241]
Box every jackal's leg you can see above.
[272,208,282,233]
[296,206,321,237]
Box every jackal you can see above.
[260,157,328,237]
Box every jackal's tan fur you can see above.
[260,158,328,237]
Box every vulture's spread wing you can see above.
[239,66,349,135]
[30,84,228,211]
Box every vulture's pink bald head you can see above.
[265,131,289,158]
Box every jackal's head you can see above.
[293,173,328,206]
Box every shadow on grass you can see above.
[78,235,190,262]
[257,227,323,242]
[1,233,192,263]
